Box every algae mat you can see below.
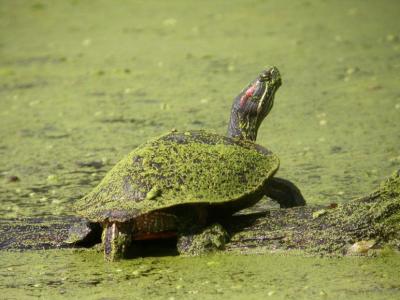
[1,250,399,300]
[0,0,400,299]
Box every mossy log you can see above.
[1,170,399,255]
[225,169,400,255]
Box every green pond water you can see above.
[0,0,399,299]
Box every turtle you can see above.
[71,66,305,261]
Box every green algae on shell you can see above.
[75,130,279,222]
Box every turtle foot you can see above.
[102,222,132,261]
[177,223,229,256]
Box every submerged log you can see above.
[1,170,399,255]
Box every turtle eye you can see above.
[259,71,271,81]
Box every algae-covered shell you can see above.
[75,130,279,222]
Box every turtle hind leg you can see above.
[264,177,306,208]
[102,222,132,261]
[176,223,229,256]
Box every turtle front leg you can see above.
[177,223,229,256]
[102,222,132,261]
[264,177,306,208]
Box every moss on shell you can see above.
[75,130,279,222]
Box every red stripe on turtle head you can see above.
[240,84,256,107]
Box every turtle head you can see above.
[227,66,281,141]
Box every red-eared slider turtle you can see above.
[72,67,305,261]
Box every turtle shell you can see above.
[75,130,279,222]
